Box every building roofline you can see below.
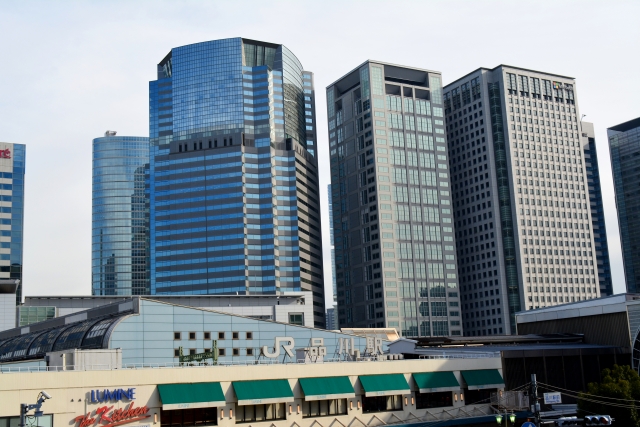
[4,294,364,342]
[514,293,640,324]
[136,297,366,337]
[608,117,640,133]
[24,293,310,300]
[444,64,575,88]
[326,60,441,89]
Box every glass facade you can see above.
[148,38,324,327]
[328,184,337,303]
[608,117,640,293]
[92,134,150,295]
[0,143,25,304]
[18,306,56,326]
[582,122,612,296]
[327,62,461,336]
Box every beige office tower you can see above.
[443,65,599,336]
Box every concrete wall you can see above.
[0,357,503,427]
[0,293,15,332]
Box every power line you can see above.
[539,382,640,404]
[538,384,639,410]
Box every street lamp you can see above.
[19,391,52,427]
[495,412,516,426]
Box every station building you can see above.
[0,297,507,427]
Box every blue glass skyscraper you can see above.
[0,142,25,304]
[609,117,640,293]
[148,38,325,327]
[92,132,150,295]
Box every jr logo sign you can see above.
[261,337,294,358]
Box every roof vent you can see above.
[104,130,117,137]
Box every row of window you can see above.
[174,347,256,357]
[159,389,476,427]
[174,331,253,340]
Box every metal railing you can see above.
[1,352,498,373]
[490,391,530,410]
[0,364,113,373]
[418,352,501,360]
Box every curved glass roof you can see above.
[27,328,63,357]
[82,317,121,348]
[0,331,41,361]
[0,313,128,363]
[53,319,102,352]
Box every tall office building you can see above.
[608,117,640,293]
[328,184,337,303]
[149,38,325,327]
[444,66,600,336]
[327,61,462,337]
[0,142,25,305]
[92,131,150,295]
[328,184,338,329]
[582,122,613,296]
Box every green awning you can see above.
[299,376,355,401]
[413,371,460,393]
[359,374,410,397]
[157,382,225,410]
[461,369,505,390]
[233,379,294,405]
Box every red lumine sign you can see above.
[0,149,10,159]
[74,402,151,427]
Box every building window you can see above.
[232,332,239,339]
[160,408,217,427]
[233,348,240,356]
[362,395,402,413]
[189,349,196,355]
[174,349,180,357]
[218,348,226,357]
[246,332,253,340]
[189,332,196,340]
[204,332,211,340]
[218,332,225,339]
[465,388,497,405]
[174,332,181,340]
[415,391,453,409]
[236,403,286,423]
[289,313,304,326]
[302,399,348,418]
[247,348,254,356]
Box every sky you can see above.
[0,0,638,305]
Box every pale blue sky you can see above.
[0,0,638,304]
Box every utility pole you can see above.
[19,391,52,427]
[19,404,27,427]
[531,374,540,427]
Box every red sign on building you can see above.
[74,402,150,427]
[0,149,10,159]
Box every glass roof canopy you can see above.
[0,314,127,363]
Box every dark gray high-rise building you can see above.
[328,184,337,303]
[148,38,325,327]
[327,61,462,337]
[445,65,600,336]
[582,121,613,297]
[92,131,149,295]
[608,117,640,293]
